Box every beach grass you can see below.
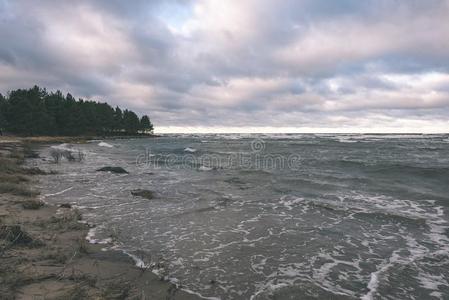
[0,182,39,197]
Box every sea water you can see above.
[34,134,449,299]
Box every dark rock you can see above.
[131,189,155,200]
[22,199,44,210]
[96,167,129,174]
[59,203,72,208]
[23,167,50,175]
[0,225,33,244]
[25,151,40,159]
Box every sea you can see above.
[32,133,449,299]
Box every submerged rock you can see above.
[131,189,155,200]
[96,167,129,174]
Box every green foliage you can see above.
[140,115,153,133]
[0,86,153,136]
[123,109,140,134]
[0,93,6,130]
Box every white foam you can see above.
[121,250,150,268]
[85,227,112,245]
[279,195,304,210]
[120,250,221,300]
[199,165,213,171]
[184,147,197,153]
[50,143,73,151]
[360,253,400,300]
[418,273,446,293]
[336,136,358,143]
[98,142,114,148]
[181,288,221,300]
[43,186,73,198]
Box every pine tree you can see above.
[6,88,34,135]
[0,93,6,133]
[113,106,123,133]
[123,110,140,134]
[1,86,154,136]
[140,115,153,133]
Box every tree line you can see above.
[0,86,153,136]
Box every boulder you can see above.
[96,167,129,174]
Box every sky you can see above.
[1,0,449,133]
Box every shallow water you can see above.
[34,134,449,299]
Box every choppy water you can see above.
[34,134,449,299]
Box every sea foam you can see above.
[98,142,114,148]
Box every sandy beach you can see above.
[0,138,199,300]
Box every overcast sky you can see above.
[1,0,449,133]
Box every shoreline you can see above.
[0,138,200,299]
[0,134,162,144]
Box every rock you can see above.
[0,225,33,244]
[96,167,129,174]
[23,167,51,175]
[25,151,40,159]
[131,189,155,200]
[59,203,72,208]
[22,199,44,210]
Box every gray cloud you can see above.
[0,0,448,132]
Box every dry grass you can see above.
[76,238,89,255]
[59,284,89,300]
[0,156,51,176]
[36,209,85,232]
[0,263,24,299]
[0,174,30,184]
[0,182,39,197]
[101,280,132,300]
[43,249,68,264]
[0,156,22,174]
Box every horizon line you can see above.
[155,126,449,134]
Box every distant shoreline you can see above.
[0,134,161,144]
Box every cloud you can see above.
[0,0,448,132]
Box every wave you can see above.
[320,159,449,178]
[199,165,214,171]
[98,142,114,148]
[43,186,74,198]
[85,227,113,245]
[50,143,73,151]
[279,194,440,226]
[367,164,449,179]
